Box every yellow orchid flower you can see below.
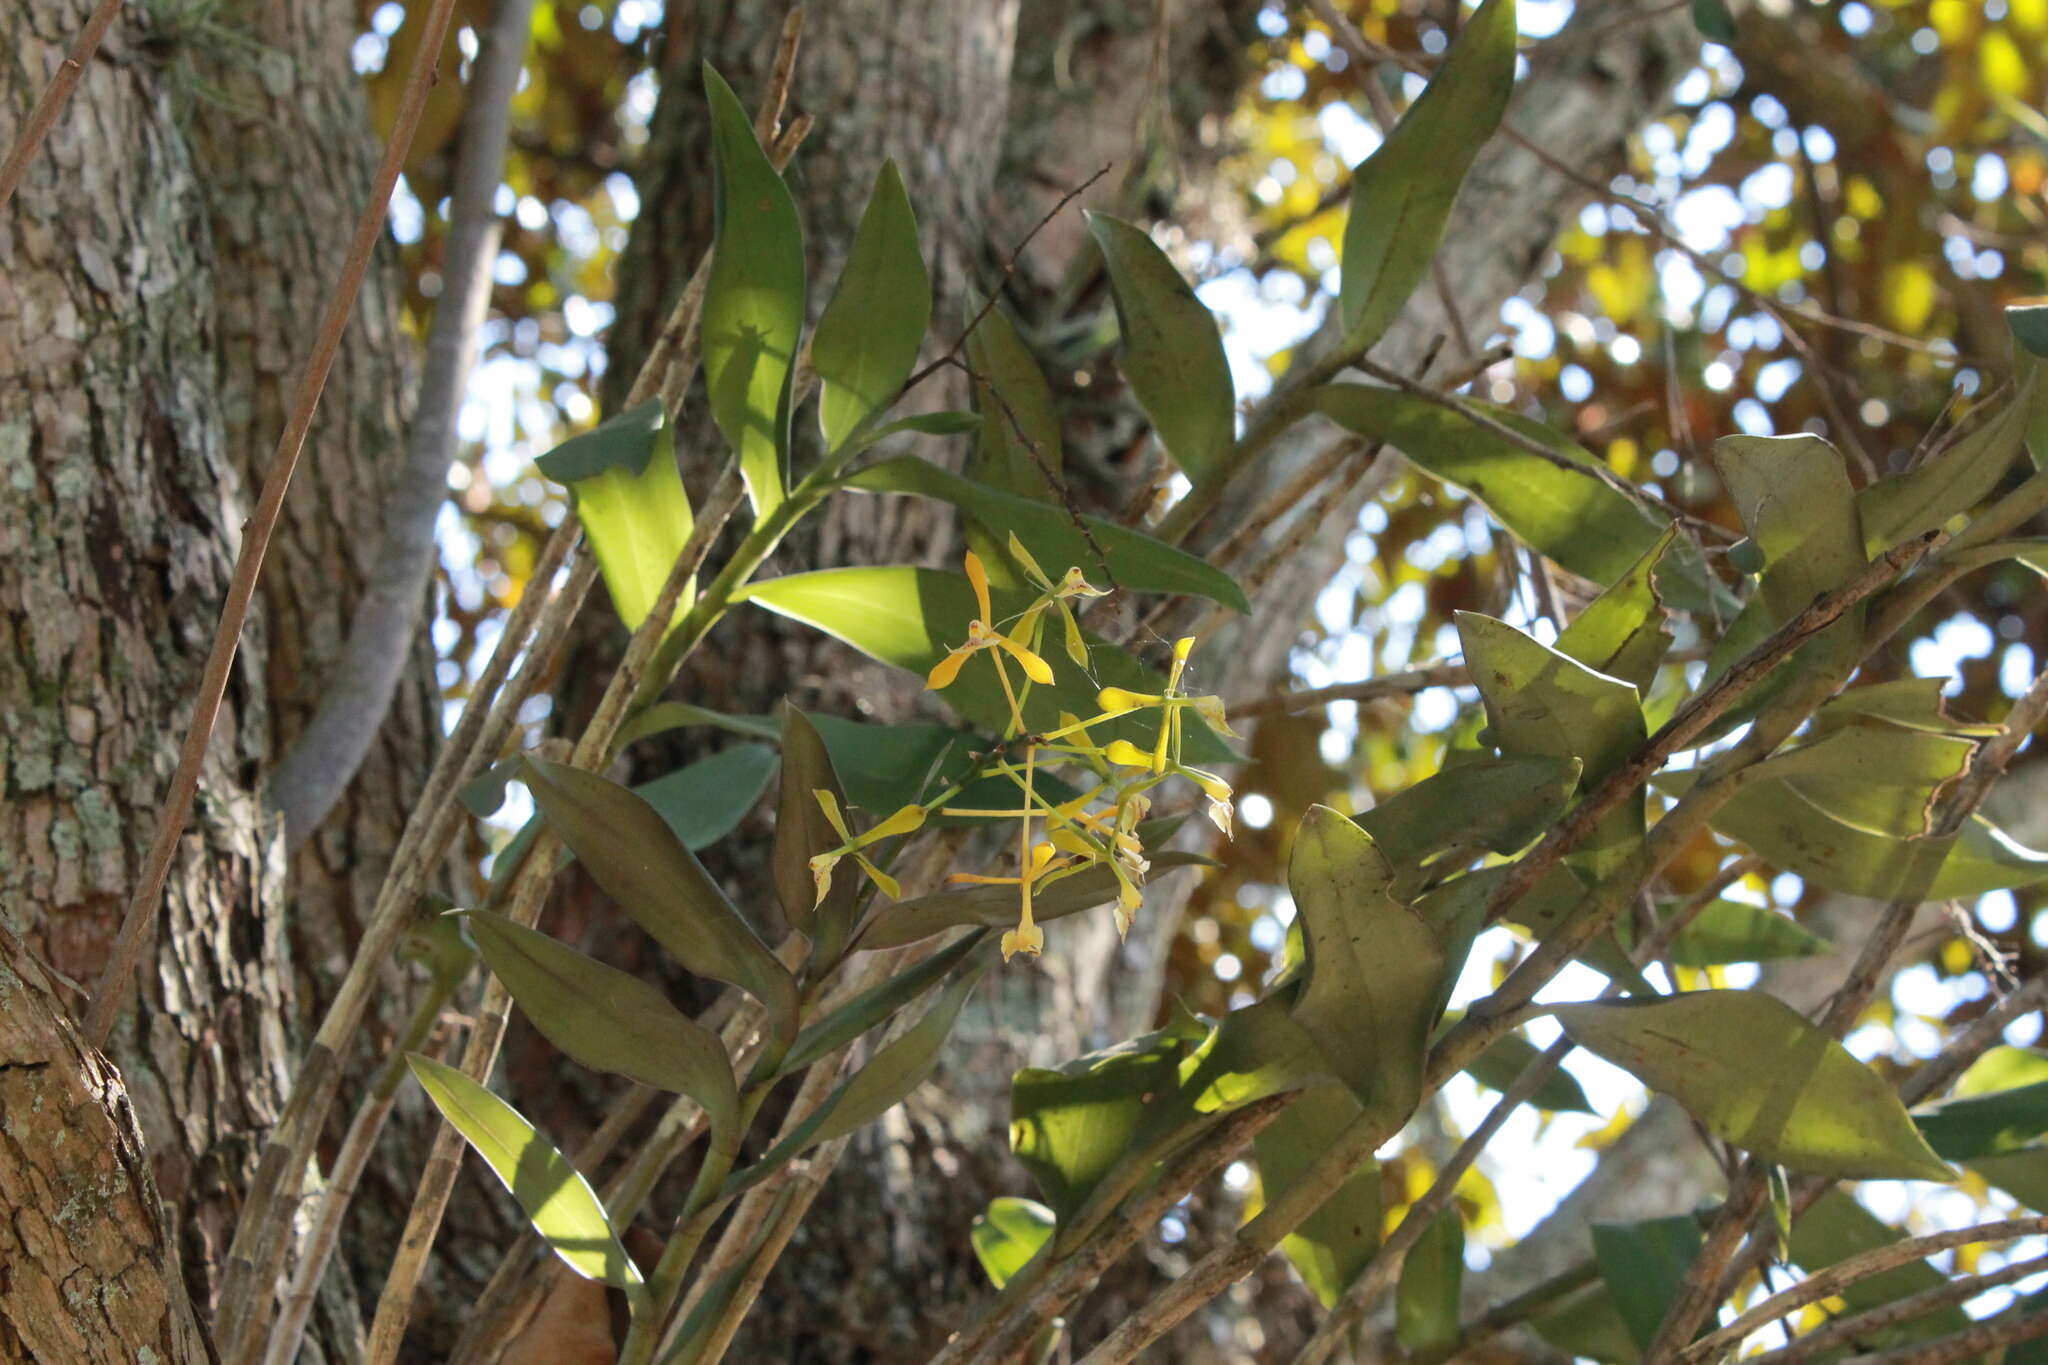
[1005,532,1107,668]
[926,550,1056,692]
[808,791,925,904]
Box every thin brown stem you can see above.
[0,0,125,212]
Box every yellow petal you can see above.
[1006,531,1052,588]
[1096,687,1152,714]
[1205,796,1233,840]
[856,855,902,901]
[809,853,838,907]
[867,803,929,840]
[1058,566,1108,599]
[1060,607,1089,669]
[926,648,971,690]
[1001,922,1046,961]
[1191,694,1240,738]
[1000,636,1055,685]
[1103,739,1153,769]
[964,550,992,623]
[812,789,851,840]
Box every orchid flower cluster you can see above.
[809,535,1238,962]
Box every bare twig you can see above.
[0,0,125,212]
[83,0,467,1050]
[1735,1249,2048,1365]
[268,0,540,852]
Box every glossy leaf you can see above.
[1554,991,1954,1181]
[1290,807,1446,1121]
[1458,611,1645,880]
[1170,993,1330,1120]
[964,298,1061,502]
[1356,754,1582,898]
[860,851,1213,950]
[1657,899,1832,968]
[1088,212,1234,481]
[535,399,693,631]
[734,565,1232,761]
[772,707,857,941]
[1658,768,2048,900]
[1012,1025,1194,1221]
[1395,1208,1466,1354]
[1259,1084,1380,1309]
[523,759,798,1037]
[702,65,804,515]
[730,964,989,1193]
[1592,1216,1703,1352]
[407,1054,641,1289]
[1314,385,1705,606]
[1462,1026,1595,1113]
[1339,0,1516,350]
[634,743,776,851]
[812,160,930,451]
[843,455,1249,611]
[972,1197,1057,1289]
[1556,525,1677,692]
[461,911,738,1131]
[780,932,986,1074]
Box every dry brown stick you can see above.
[1678,1217,2048,1362]
[1230,663,1471,719]
[1736,1249,2048,1365]
[82,0,465,1050]
[1829,1310,2048,1365]
[0,0,124,212]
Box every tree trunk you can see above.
[1,0,436,1351]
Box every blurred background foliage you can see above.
[352,0,2048,1267]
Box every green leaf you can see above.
[1814,679,2002,739]
[1553,991,1955,1181]
[1260,1084,1380,1309]
[406,1053,641,1290]
[1735,726,1977,838]
[1944,537,2048,579]
[1314,385,1704,605]
[1657,768,2048,900]
[1914,1080,2048,1160]
[1356,755,1582,898]
[1290,807,1446,1122]
[1458,611,1645,880]
[1788,1190,1968,1344]
[1858,386,2032,552]
[1087,212,1235,481]
[1958,1048,2048,1097]
[1395,1208,1466,1354]
[633,743,776,851]
[843,455,1249,611]
[1692,0,1737,41]
[771,707,858,943]
[1461,1026,1594,1113]
[733,565,1232,761]
[779,931,986,1075]
[615,701,781,748]
[701,65,805,516]
[813,161,931,452]
[859,852,1214,951]
[729,964,989,1194]
[522,759,799,1038]
[1339,0,1516,350]
[964,298,1061,502]
[2013,303,2048,359]
[842,409,983,456]
[1170,993,1331,1119]
[1012,1024,1196,1221]
[1557,525,1678,693]
[1592,1217,1704,1353]
[972,1196,1057,1290]
[1533,1282,1641,1365]
[460,911,738,1131]
[1657,899,1832,968]
[535,399,694,631]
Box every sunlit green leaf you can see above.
[1557,525,1677,692]
[1088,211,1234,481]
[1813,679,2001,739]
[1395,1208,1465,1354]
[523,758,799,1038]
[1290,807,1446,1122]
[702,64,805,515]
[964,298,1061,502]
[1170,993,1330,1119]
[1914,1080,2048,1160]
[535,399,694,631]
[813,160,931,452]
[461,911,738,1131]
[1356,754,1582,898]
[843,455,1249,610]
[1592,1216,1703,1352]
[972,1197,1057,1290]
[407,1054,641,1290]
[1339,0,1516,350]
[1554,991,1954,1181]
[1460,1025,1594,1113]
[1012,1024,1195,1221]
[1858,384,2031,552]
[1655,899,1832,968]
[1314,385,1707,606]
[1260,1083,1380,1309]
[1738,725,1977,837]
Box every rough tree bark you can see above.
[0,0,438,1353]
